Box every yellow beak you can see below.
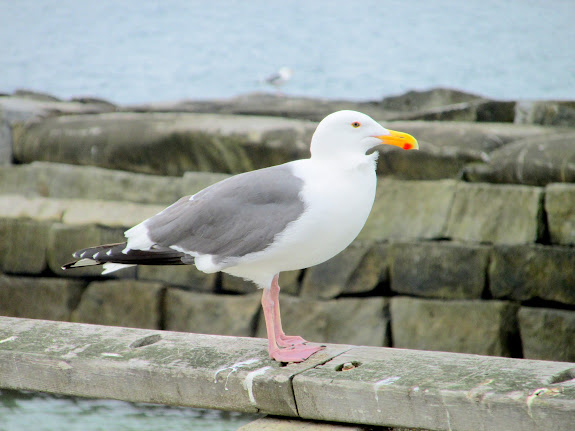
[376,130,419,150]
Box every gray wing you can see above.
[143,164,305,263]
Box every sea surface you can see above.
[1,0,574,104]
[0,390,256,431]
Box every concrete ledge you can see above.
[1,317,573,431]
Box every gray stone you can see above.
[256,296,389,347]
[12,112,313,176]
[489,245,575,305]
[71,280,164,329]
[545,183,575,245]
[462,132,575,186]
[0,109,11,165]
[446,182,544,244]
[222,271,300,296]
[515,100,575,127]
[518,307,575,362]
[137,265,216,292]
[0,194,67,221]
[390,242,489,299]
[61,199,163,228]
[0,274,85,321]
[0,219,52,274]
[164,289,261,337]
[238,416,377,431]
[396,100,516,123]
[360,179,457,241]
[47,223,135,278]
[300,241,381,299]
[390,296,519,357]
[379,88,484,112]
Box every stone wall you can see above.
[1,88,574,363]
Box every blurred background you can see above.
[1,0,574,103]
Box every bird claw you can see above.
[269,344,324,363]
[276,334,307,348]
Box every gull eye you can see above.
[351,121,361,128]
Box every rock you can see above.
[515,100,575,127]
[137,265,216,292]
[164,289,261,337]
[0,194,67,221]
[0,95,115,124]
[47,223,134,278]
[221,270,300,296]
[544,183,575,245]
[0,109,12,165]
[0,274,85,321]
[12,89,62,102]
[300,241,387,299]
[0,162,189,205]
[390,296,519,357]
[518,306,575,362]
[12,112,314,176]
[380,88,484,112]
[489,245,575,305]
[359,179,457,241]
[256,296,389,347]
[446,182,544,244]
[390,242,489,299]
[462,132,575,186]
[238,416,376,430]
[0,219,52,274]
[71,280,164,329]
[396,100,516,123]
[61,200,164,228]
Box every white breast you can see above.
[223,156,377,287]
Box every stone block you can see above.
[0,195,66,221]
[300,241,385,299]
[390,242,489,299]
[0,274,85,321]
[164,289,261,337]
[71,280,164,329]
[518,306,575,362]
[61,200,164,228]
[359,179,457,241]
[0,219,52,274]
[12,112,312,176]
[47,223,135,278]
[545,183,575,245]
[446,182,543,244]
[463,132,575,186]
[256,296,389,347]
[390,297,519,357]
[489,245,575,305]
[222,270,300,296]
[238,416,375,431]
[137,264,215,292]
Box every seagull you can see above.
[264,67,293,92]
[62,110,418,362]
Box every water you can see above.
[1,0,574,104]
[0,390,256,431]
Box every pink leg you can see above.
[261,275,324,363]
[270,274,306,347]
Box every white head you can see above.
[310,110,418,160]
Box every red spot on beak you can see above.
[403,143,413,150]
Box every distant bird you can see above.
[264,66,293,92]
[62,110,418,363]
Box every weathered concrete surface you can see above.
[293,346,575,431]
[446,182,543,244]
[1,317,574,431]
[164,290,261,337]
[489,245,575,305]
[545,183,575,245]
[360,179,457,241]
[390,297,518,357]
[300,241,384,299]
[518,307,575,362]
[71,280,164,329]
[12,112,314,176]
[390,242,489,299]
[0,219,52,274]
[256,296,389,347]
[0,276,85,321]
[0,316,346,416]
[238,416,381,431]
[463,132,575,186]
